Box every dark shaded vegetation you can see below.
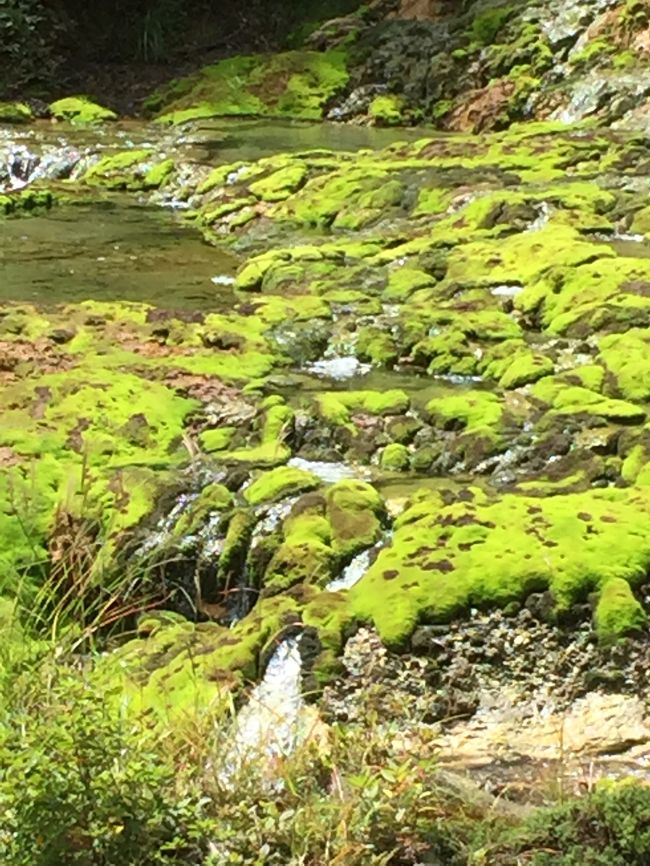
[0,0,364,93]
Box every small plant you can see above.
[481,780,650,865]
[0,664,213,866]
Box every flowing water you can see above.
[218,635,306,782]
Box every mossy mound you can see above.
[81,151,175,191]
[0,189,54,216]
[149,50,349,124]
[244,466,321,506]
[325,480,386,559]
[0,101,32,123]
[49,97,117,124]
[316,390,410,432]
[351,487,650,648]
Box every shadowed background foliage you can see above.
[0,0,365,92]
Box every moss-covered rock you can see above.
[49,96,117,124]
[531,377,646,424]
[263,507,337,594]
[81,151,172,191]
[595,577,647,641]
[0,101,32,123]
[325,480,385,559]
[351,487,650,648]
[244,466,321,506]
[151,50,349,124]
[316,390,410,432]
[368,93,407,126]
[380,443,411,471]
[599,330,650,402]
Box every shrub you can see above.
[483,781,650,865]
[0,669,212,865]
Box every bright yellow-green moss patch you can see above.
[244,466,320,506]
[531,377,646,423]
[599,330,650,402]
[316,390,410,432]
[0,101,32,123]
[49,96,117,124]
[351,487,650,648]
[595,578,647,641]
[325,480,385,559]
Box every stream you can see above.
[6,110,650,797]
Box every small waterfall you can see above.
[526,202,552,233]
[217,635,305,782]
[136,492,199,556]
[326,548,373,592]
[326,533,388,592]
[287,456,371,483]
[304,355,371,380]
[0,145,38,190]
[490,284,523,298]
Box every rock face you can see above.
[304,0,650,131]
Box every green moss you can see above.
[531,377,646,423]
[559,364,606,393]
[383,267,435,302]
[0,101,32,123]
[1,368,195,469]
[249,163,308,202]
[380,443,410,471]
[316,390,410,431]
[412,187,453,217]
[235,252,288,292]
[244,466,320,506]
[143,159,175,189]
[499,351,554,389]
[0,188,54,216]
[325,480,385,559]
[599,331,650,402]
[172,483,233,538]
[595,577,647,640]
[570,38,613,70]
[81,150,154,190]
[351,487,650,648]
[355,328,399,367]
[516,254,650,336]
[263,508,337,594]
[219,510,257,584]
[154,50,349,124]
[273,168,403,229]
[49,97,117,124]
[199,427,236,453]
[368,94,406,126]
[426,391,504,434]
[471,4,515,45]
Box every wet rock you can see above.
[410,625,449,655]
[525,591,556,624]
[48,328,76,345]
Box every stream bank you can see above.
[5,65,650,860]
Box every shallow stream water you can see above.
[0,117,438,310]
[0,200,240,309]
